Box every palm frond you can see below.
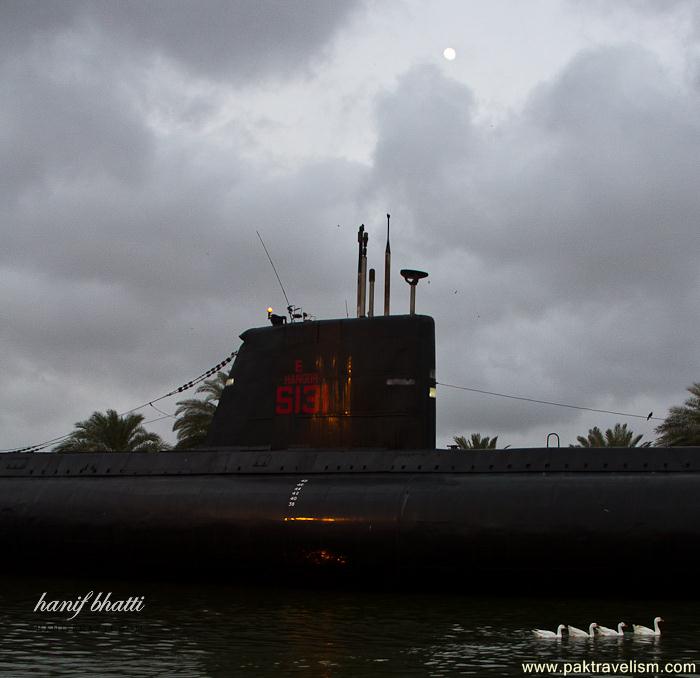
[571,423,648,448]
[655,382,700,446]
[53,409,168,452]
[453,433,499,449]
[172,371,228,448]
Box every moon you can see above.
[443,47,456,61]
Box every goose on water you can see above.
[633,617,663,636]
[597,622,626,637]
[532,624,566,638]
[568,623,597,638]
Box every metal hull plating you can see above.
[2,447,699,586]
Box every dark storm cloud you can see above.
[366,47,700,440]
[97,0,361,82]
[572,0,700,63]
[492,46,700,300]
[370,47,700,298]
[368,65,478,206]
[0,0,362,82]
[0,58,152,202]
[0,0,365,299]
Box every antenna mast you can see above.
[356,225,365,317]
[256,230,293,318]
[384,214,391,315]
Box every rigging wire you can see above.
[1,350,238,454]
[256,230,291,309]
[437,381,664,422]
[149,403,175,419]
[119,350,237,416]
[143,414,176,426]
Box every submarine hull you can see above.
[2,447,699,587]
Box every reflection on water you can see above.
[1,575,699,677]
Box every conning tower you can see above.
[207,221,436,450]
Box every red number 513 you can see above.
[276,384,322,415]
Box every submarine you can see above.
[1,222,699,588]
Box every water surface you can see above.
[1,575,698,676]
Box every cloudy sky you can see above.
[2,0,699,451]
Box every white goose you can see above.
[568,622,597,638]
[532,624,566,638]
[597,622,626,637]
[633,617,663,636]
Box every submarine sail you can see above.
[207,314,436,451]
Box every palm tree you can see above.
[453,433,499,449]
[570,423,650,448]
[655,383,700,446]
[172,372,228,449]
[53,410,168,452]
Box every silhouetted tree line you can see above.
[52,380,700,452]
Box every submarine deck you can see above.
[1,446,699,477]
